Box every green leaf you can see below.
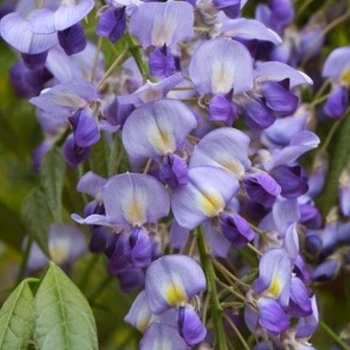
[0,199,26,252]
[40,147,66,223]
[0,280,34,350]
[321,114,350,216]
[33,262,98,350]
[89,136,109,178]
[21,187,50,256]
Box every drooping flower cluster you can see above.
[2,0,350,348]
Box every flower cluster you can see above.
[2,0,350,348]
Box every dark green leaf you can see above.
[89,136,109,178]
[0,199,26,252]
[321,114,350,216]
[40,147,66,223]
[0,280,34,350]
[33,262,98,350]
[21,187,50,256]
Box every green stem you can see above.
[319,320,350,350]
[87,274,114,303]
[16,237,33,285]
[124,33,154,82]
[78,254,100,291]
[197,228,228,350]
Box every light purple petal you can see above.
[171,166,239,230]
[272,198,300,234]
[253,248,291,308]
[118,72,183,107]
[221,18,282,44]
[189,127,251,178]
[178,306,207,346]
[189,38,254,95]
[202,222,231,258]
[129,1,194,48]
[76,171,107,198]
[140,323,190,350]
[124,290,153,332]
[29,80,97,119]
[271,131,320,169]
[54,0,94,31]
[0,11,57,54]
[122,99,196,161]
[254,61,313,88]
[289,276,312,317]
[145,255,206,314]
[258,297,290,335]
[170,221,190,250]
[103,173,170,228]
[322,46,350,80]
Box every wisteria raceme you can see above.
[1,0,350,349]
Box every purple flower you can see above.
[122,99,196,167]
[189,38,254,95]
[27,224,87,271]
[129,1,194,49]
[145,255,206,314]
[189,127,251,178]
[72,173,170,229]
[253,248,292,308]
[171,166,239,230]
[243,172,281,207]
[57,22,87,55]
[96,7,126,43]
[177,305,207,346]
[219,212,255,248]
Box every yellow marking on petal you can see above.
[136,315,151,333]
[218,159,244,178]
[164,283,187,307]
[49,245,68,265]
[152,128,175,155]
[212,63,234,94]
[340,68,350,86]
[266,275,282,298]
[126,201,144,226]
[200,191,225,217]
[152,20,176,47]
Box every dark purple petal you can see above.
[271,165,308,199]
[10,61,52,99]
[213,0,241,18]
[209,92,237,125]
[305,234,322,257]
[323,86,348,119]
[21,51,48,70]
[258,297,290,335]
[219,212,255,248]
[243,172,281,207]
[105,233,130,275]
[260,80,299,115]
[118,268,145,293]
[242,99,276,130]
[58,22,87,55]
[62,134,91,167]
[310,259,339,282]
[89,226,111,253]
[69,109,100,148]
[104,97,134,129]
[288,276,312,317]
[159,154,188,189]
[149,45,176,78]
[299,204,322,229]
[177,306,207,346]
[125,227,153,269]
[96,7,126,43]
